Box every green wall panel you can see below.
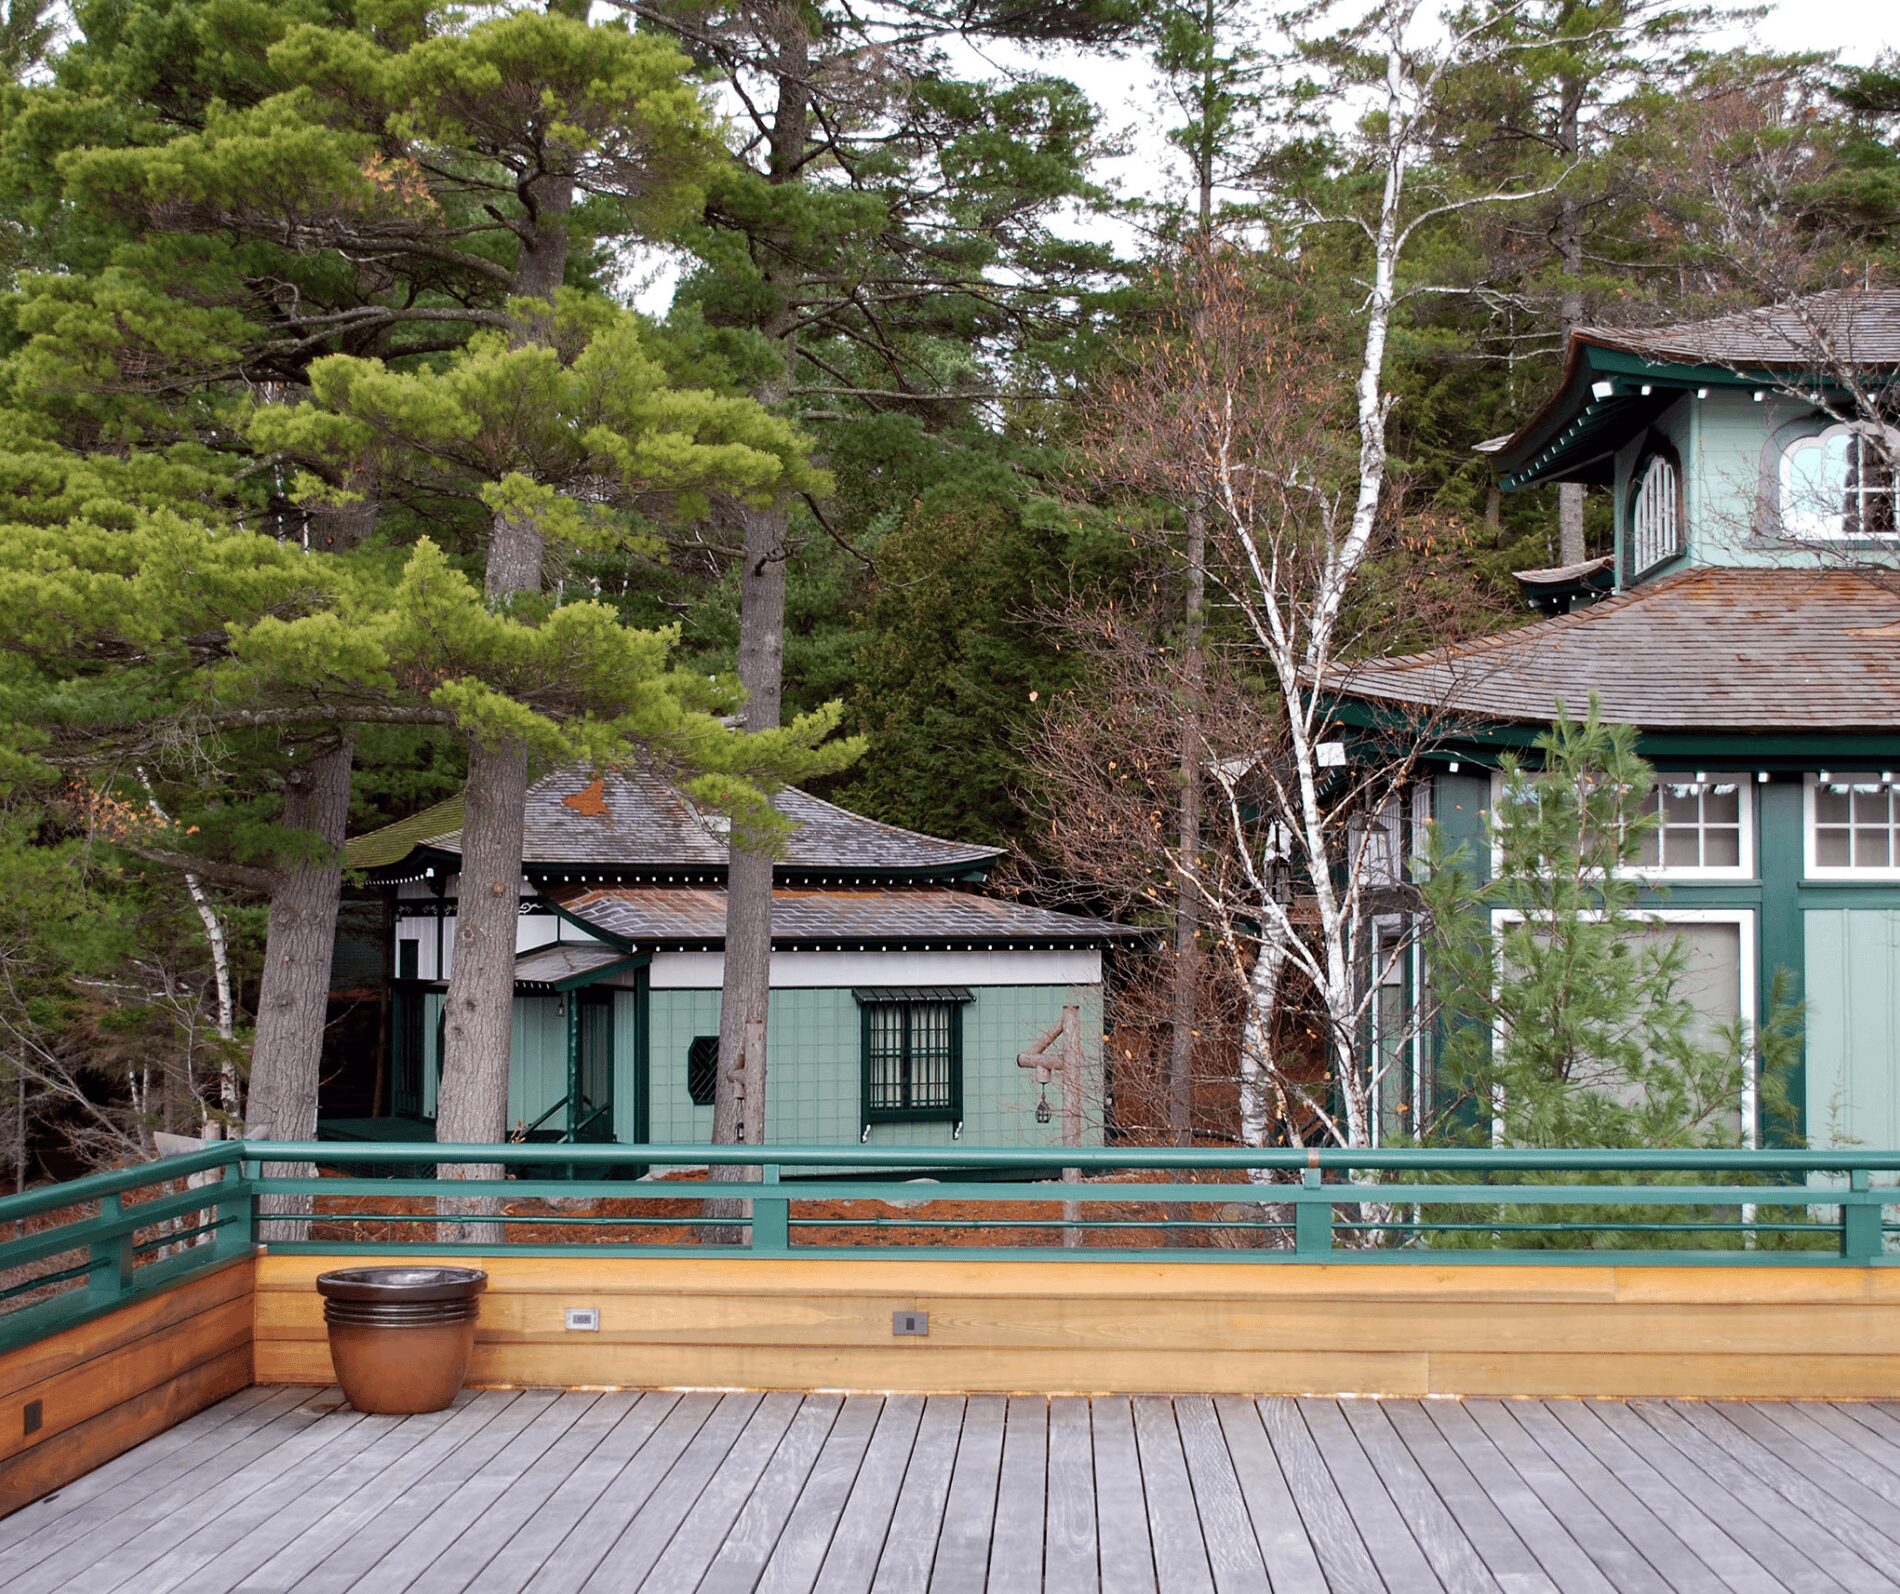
[1803,908,1900,1151]
[645,984,1105,1150]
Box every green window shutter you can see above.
[686,1035,718,1107]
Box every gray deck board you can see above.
[141,1391,511,1594]
[751,1392,881,1594]
[1043,1398,1100,1594]
[577,1390,764,1593]
[463,1392,680,1594]
[1334,1396,1507,1594]
[868,1395,965,1594]
[1662,1400,1900,1571]
[522,1389,720,1592]
[1302,1397,1452,1594]
[1131,1396,1214,1594]
[807,1393,919,1594]
[1614,1399,1900,1594]
[1258,1396,1382,1594]
[273,1390,556,1594]
[700,1393,844,1594]
[986,1395,1050,1594]
[930,1392,1009,1594]
[638,1391,805,1594]
[1462,1397,1675,1593]
[1210,1395,1327,1594]
[1089,1395,1158,1594]
[8,1387,1900,1592]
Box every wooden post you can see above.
[1019,1004,1086,1248]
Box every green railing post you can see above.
[88,1192,133,1309]
[1842,1168,1885,1262]
[214,1160,254,1261]
[1294,1167,1332,1257]
[752,1163,790,1255]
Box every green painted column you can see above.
[1756,775,1806,1147]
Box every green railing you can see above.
[4,1140,1900,1354]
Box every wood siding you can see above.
[254,1254,1900,1401]
[0,1257,254,1517]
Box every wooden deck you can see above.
[3,1388,1900,1592]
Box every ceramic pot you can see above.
[315,1266,487,1414]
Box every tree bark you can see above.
[1556,68,1587,567]
[436,503,546,1238]
[433,154,569,1236]
[713,21,808,1221]
[246,733,353,1237]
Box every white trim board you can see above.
[648,948,1103,991]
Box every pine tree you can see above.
[1421,704,1797,1150]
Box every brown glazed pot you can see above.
[315,1266,487,1414]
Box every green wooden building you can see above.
[337,767,1136,1152]
[1333,290,1900,1151]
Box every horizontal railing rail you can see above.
[4,1139,1900,1353]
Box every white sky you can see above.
[633,0,1899,313]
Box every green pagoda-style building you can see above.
[1333,289,1900,1150]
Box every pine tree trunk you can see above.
[436,507,547,1240]
[433,159,569,1238]
[247,734,353,1239]
[1556,73,1587,568]
[712,28,807,1229]
[711,502,787,1236]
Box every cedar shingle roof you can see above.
[550,885,1142,949]
[1334,568,1900,732]
[1577,288,1900,369]
[348,766,1001,877]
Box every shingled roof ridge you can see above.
[1575,285,1900,365]
[1337,566,1703,680]
[781,785,1004,859]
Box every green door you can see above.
[570,988,615,1143]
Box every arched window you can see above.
[1778,422,1900,539]
[1628,449,1683,577]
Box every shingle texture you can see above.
[550,884,1140,947]
[1578,288,1900,369]
[510,943,640,987]
[348,765,1001,875]
[1334,567,1900,731]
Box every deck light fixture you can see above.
[1591,380,1616,400]
[1697,388,1709,399]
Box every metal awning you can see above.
[850,986,975,1005]
[513,943,647,993]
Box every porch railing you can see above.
[3,1140,1899,1354]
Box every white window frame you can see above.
[1777,421,1900,541]
[1804,773,1900,880]
[1628,450,1683,576]
[1489,907,1759,1149]
[1487,770,1754,883]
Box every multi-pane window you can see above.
[1812,778,1900,870]
[1634,778,1744,872]
[1780,424,1900,539]
[1629,452,1683,576]
[860,994,964,1121]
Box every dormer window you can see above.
[1628,447,1683,578]
[1778,421,1900,539]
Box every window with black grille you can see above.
[687,1035,718,1107]
[861,998,962,1120]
